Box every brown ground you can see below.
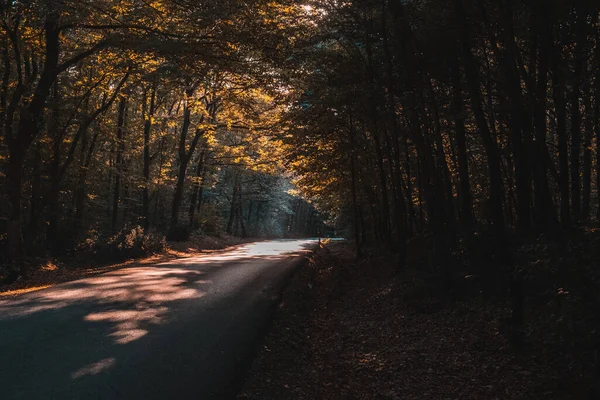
[239,241,588,400]
[0,235,252,297]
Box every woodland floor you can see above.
[239,239,598,400]
[0,235,251,296]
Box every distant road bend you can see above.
[0,239,316,399]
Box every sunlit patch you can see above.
[172,240,315,263]
[0,285,52,297]
[41,262,58,272]
[85,307,168,344]
[111,328,148,344]
[71,357,115,379]
[0,240,316,349]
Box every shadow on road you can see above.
[0,239,315,399]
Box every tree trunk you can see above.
[170,88,210,233]
[595,30,600,222]
[550,37,571,227]
[227,176,239,235]
[349,117,362,259]
[28,141,43,247]
[142,85,156,231]
[455,0,505,237]
[570,10,585,222]
[498,1,532,234]
[112,96,127,231]
[532,9,558,231]
[188,148,206,228]
[582,84,593,220]
[381,6,406,265]
[5,13,61,258]
[6,148,25,258]
[449,59,474,230]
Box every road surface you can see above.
[0,239,316,399]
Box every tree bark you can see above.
[455,0,505,236]
[112,96,127,231]
[188,147,206,228]
[531,6,558,231]
[349,116,362,259]
[142,84,156,231]
[550,34,571,227]
[570,9,585,221]
[449,59,474,230]
[170,87,212,233]
[5,12,61,258]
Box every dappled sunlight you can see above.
[0,240,316,341]
[0,268,208,320]
[168,239,316,265]
[85,306,168,344]
[0,240,315,320]
[40,262,58,272]
[0,285,52,297]
[0,239,316,397]
[71,358,116,379]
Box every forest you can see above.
[0,0,325,265]
[2,0,600,397]
[2,0,600,261]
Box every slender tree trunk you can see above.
[449,60,474,230]
[455,0,505,237]
[363,37,391,245]
[170,89,210,234]
[403,136,416,235]
[28,141,42,246]
[429,80,456,236]
[349,116,362,259]
[142,85,156,231]
[532,10,558,231]
[582,84,593,220]
[196,166,207,214]
[595,32,600,222]
[171,163,186,231]
[238,183,246,238]
[188,148,206,228]
[381,6,406,264]
[46,83,62,244]
[6,148,25,258]
[498,1,532,234]
[74,128,98,230]
[112,96,127,231]
[227,175,239,235]
[570,10,585,222]
[550,39,571,227]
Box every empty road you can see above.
[0,239,316,399]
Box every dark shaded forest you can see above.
[2,0,600,396]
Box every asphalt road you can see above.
[0,239,316,400]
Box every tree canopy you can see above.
[2,0,600,267]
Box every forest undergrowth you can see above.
[239,233,600,400]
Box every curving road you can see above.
[0,239,316,400]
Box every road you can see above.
[0,239,316,400]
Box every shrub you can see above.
[94,225,166,261]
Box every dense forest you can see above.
[3,0,600,259]
[2,0,600,397]
[0,0,326,263]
